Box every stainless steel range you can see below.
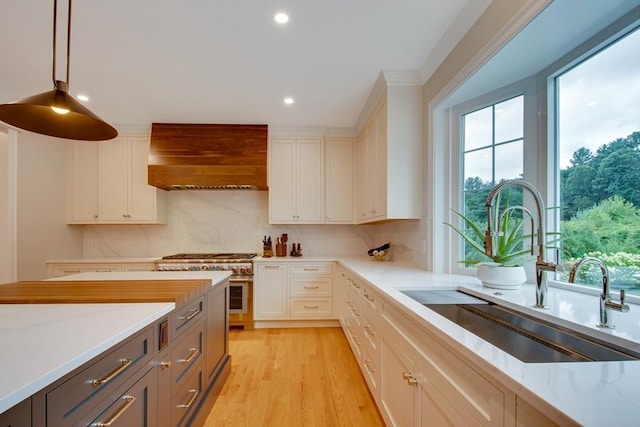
[155,253,257,329]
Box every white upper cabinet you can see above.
[324,138,355,223]
[357,84,423,223]
[68,135,168,224]
[269,138,323,223]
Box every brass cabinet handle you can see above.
[92,358,132,388]
[303,285,319,289]
[364,325,376,336]
[264,265,281,269]
[160,360,172,370]
[177,389,199,409]
[93,395,136,426]
[402,372,418,385]
[364,359,375,373]
[303,268,319,271]
[304,305,320,309]
[179,348,199,364]
[364,292,375,303]
[178,308,200,321]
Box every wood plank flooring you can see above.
[203,327,385,427]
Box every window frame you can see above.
[448,78,538,276]
[444,7,640,302]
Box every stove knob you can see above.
[240,267,247,274]
[247,267,253,275]
[231,267,238,274]
[200,265,210,271]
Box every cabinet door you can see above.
[128,136,157,221]
[380,337,419,427]
[100,137,130,222]
[255,264,287,319]
[325,138,354,223]
[295,138,322,222]
[356,132,369,222]
[373,100,388,219]
[206,284,229,385]
[269,139,296,222]
[0,398,30,427]
[68,141,99,222]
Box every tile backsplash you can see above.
[81,191,418,260]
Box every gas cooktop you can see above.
[160,253,258,261]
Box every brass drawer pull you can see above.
[364,359,375,373]
[364,325,376,336]
[303,268,319,271]
[160,360,172,370]
[264,265,281,269]
[402,372,418,385]
[303,285,319,289]
[179,348,199,364]
[92,358,132,388]
[178,308,200,321]
[364,292,375,303]
[304,305,320,309]
[93,395,136,426]
[177,389,199,409]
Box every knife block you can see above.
[275,243,287,257]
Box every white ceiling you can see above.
[0,0,489,133]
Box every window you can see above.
[458,95,525,265]
[554,28,640,296]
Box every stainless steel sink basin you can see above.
[400,290,640,363]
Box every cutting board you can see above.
[0,279,212,307]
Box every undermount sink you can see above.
[400,289,640,363]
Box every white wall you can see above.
[17,133,82,280]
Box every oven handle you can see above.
[229,277,253,283]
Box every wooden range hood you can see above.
[148,123,268,190]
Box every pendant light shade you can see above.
[0,0,117,141]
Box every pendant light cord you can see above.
[52,0,72,89]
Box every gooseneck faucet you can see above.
[484,179,557,308]
[568,257,629,328]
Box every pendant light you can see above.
[0,0,117,141]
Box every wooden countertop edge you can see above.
[0,279,213,307]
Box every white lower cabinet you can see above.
[254,261,335,322]
[338,268,512,427]
[46,260,156,278]
[254,262,288,319]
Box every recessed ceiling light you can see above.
[284,97,294,105]
[77,94,89,102]
[274,12,289,24]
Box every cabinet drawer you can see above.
[289,263,333,275]
[171,319,204,394]
[289,277,333,297]
[46,325,154,426]
[171,297,204,339]
[50,264,123,277]
[290,298,333,318]
[171,362,204,427]
[82,367,158,427]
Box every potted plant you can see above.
[445,193,541,289]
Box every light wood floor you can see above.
[203,327,385,427]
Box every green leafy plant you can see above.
[445,192,558,267]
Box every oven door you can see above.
[228,279,248,314]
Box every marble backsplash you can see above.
[81,191,426,264]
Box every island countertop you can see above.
[0,270,231,414]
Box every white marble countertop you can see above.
[0,271,230,414]
[0,302,174,413]
[337,257,640,427]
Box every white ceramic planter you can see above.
[476,264,527,290]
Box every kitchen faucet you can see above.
[568,257,630,328]
[484,179,557,308]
